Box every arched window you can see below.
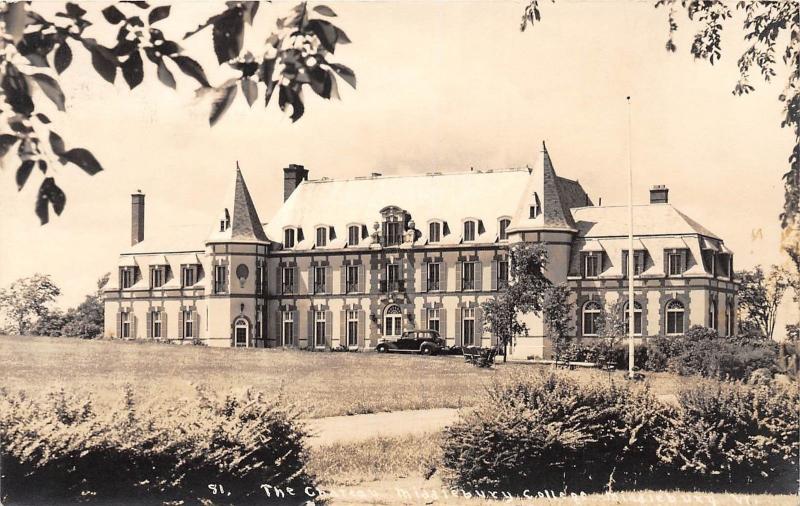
[234,317,248,347]
[315,226,327,247]
[348,225,361,246]
[283,228,295,248]
[709,299,717,330]
[463,220,477,242]
[666,300,685,335]
[725,299,735,336]
[624,301,643,335]
[384,304,403,337]
[582,301,602,336]
[499,218,511,241]
[429,221,442,243]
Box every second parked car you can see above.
[375,330,445,355]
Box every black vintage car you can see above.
[375,330,445,355]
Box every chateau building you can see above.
[103,143,738,359]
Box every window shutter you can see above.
[456,262,463,291]
[622,251,629,277]
[440,308,448,342]
[440,262,447,291]
[309,267,315,292]
[146,311,152,339]
[476,307,484,343]
[599,253,605,274]
[132,315,138,339]
[420,307,427,330]
[490,260,497,291]
[681,250,687,273]
[421,263,428,292]
[193,310,200,338]
[273,310,281,345]
[475,262,483,291]
[325,267,332,294]
[340,310,347,346]
[162,310,168,339]
[178,310,185,339]
[325,311,333,347]
[455,308,462,347]
[116,311,121,338]
[340,264,347,294]
[358,264,365,293]
[358,311,366,347]
[275,266,282,294]
[663,250,670,275]
[307,310,314,346]
[292,310,299,345]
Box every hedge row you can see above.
[0,386,313,505]
[438,371,798,495]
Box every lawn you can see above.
[1,335,688,418]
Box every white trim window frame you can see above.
[463,220,477,242]
[283,227,296,248]
[462,307,476,346]
[282,311,294,346]
[668,251,683,277]
[313,266,326,294]
[623,301,643,336]
[582,301,602,336]
[184,309,194,338]
[151,266,165,288]
[315,226,328,248]
[121,311,131,338]
[282,266,295,294]
[346,265,359,293]
[584,254,599,279]
[462,261,476,290]
[428,221,442,243]
[346,310,359,347]
[427,262,441,291]
[427,308,440,333]
[498,217,511,241]
[314,310,327,348]
[152,310,162,338]
[347,225,361,247]
[121,267,135,289]
[666,300,685,335]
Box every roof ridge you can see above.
[304,167,528,184]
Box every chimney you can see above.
[283,164,308,201]
[131,191,145,246]
[650,185,669,204]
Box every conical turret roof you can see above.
[207,163,268,243]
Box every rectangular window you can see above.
[462,308,475,346]
[255,263,263,295]
[462,262,475,290]
[316,227,327,247]
[314,311,326,347]
[427,263,440,291]
[214,265,227,294]
[624,307,643,335]
[152,311,162,338]
[497,260,509,289]
[121,267,135,289]
[386,222,401,246]
[184,310,194,338]
[282,267,295,294]
[667,311,684,335]
[284,229,295,248]
[348,226,360,246]
[427,308,440,333]
[151,267,165,288]
[463,221,476,242]
[623,251,645,278]
[282,311,294,346]
[499,219,510,240]
[346,265,359,293]
[668,252,683,276]
[181,265,197,287]
[585,255,599,278]
[386,263,400,292]
[314,266,327,294]
[429,222,441,243]
[121,311,130,338]
[347,310,359,347]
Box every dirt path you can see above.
[304,408,459,448]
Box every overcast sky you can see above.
[0,1,796,325]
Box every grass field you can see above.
[1,335,690,418]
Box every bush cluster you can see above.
[438,371,799,496]
[0,385,313,504]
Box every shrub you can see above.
[0,385,313,504]
[437,370,672,494]
[668,337,778,380]
[658,380,799,493]
[645,336,687,372]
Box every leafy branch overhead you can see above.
[0,1,356,224]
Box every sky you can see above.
[0,1,796,325]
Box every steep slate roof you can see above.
[508,143,579,232]
[572,204,721,239]
[265,168,545,248]
[206,164,268,243]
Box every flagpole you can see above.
[626,96,635,379]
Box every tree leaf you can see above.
[241,79,258,107]
[38,160,47,173]
[102,5,126,24]
[63,148,103,175]
[156,59,176,89]
[307,19,338,53]
[36,113,51,124]
[84,40,118,83]
[330,63,356,89]
[121,1,149,8]
[212,9,244,63]
[121,51,144,89]
[49,131,66,156]
[31,73,66,111]
[209,84,237,126]
[171,55,210,87]
[148,5,170,24]
[279,85,304,122]
[1,65,34,115]
[16,160,35,190]
[54,42,73,74]
[264,80,277,107]
[35,177,67,225]
[0,134,19,157]
[313,5,337,17]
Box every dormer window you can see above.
[348,225,361,246]
[219,208,231,232]
[120,266,137,289]
[284,228,296,248]
[379,206,409,247]
[463,220,477,242]
[429,221,442,243]
[529,193,541,219]
[316,227,327,247]
[499,218,511,241]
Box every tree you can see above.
[541,283,573,361]
[0,274,61,335]
[520,0,799,268]
[481,242,561,361]
[0,2,356,224]
[61,272,108,338]
[30,307,69,336]
[736,265,793,340]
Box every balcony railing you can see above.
[379,280,405,293]
[281,283,295,294]
[313,282,327,294]
[346,282,359,293]
[461,279,475,290]
[427,279,440,291]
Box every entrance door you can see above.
[234,318,248,347]
[384,305,403,339]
